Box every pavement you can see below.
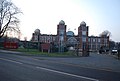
[0,49,120,73]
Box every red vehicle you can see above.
[4,42,18,49]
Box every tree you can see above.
[0,0,22,38]
[99,30,111,37]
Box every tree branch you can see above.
[0,0,22,38]
[0,13,11,37]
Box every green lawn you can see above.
[15,48,75,57]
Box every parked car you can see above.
[111,49,118,55]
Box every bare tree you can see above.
[99,30,111,37]
[0,0,22,38]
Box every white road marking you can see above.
[36,66,99,81]
[0,58,23,64]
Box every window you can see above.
[82,31,86,35]
[88,38,90,42]
[34,35,38,41]
[98,38,100,42]
[93,38,95,42]
[82,37,86,42]
[106,39,108,43]
[60,36,63,41]
[82,27,86,31]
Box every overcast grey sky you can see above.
[12,0,120,42]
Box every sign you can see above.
[41,43,50,50]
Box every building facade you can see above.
[31,20,109,55]
[88,36,109,51]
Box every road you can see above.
[0,52,120,81]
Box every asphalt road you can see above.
[0,52,120,81]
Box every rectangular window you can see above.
[92,39,95,42]
[35,36,38,41]
[98,38,100,42]
[88,38,90,42]
[82,31,86,35]
[82,37,86,42]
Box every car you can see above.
[111,49,118,55]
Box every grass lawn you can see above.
[15,48,75,57]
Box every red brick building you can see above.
[31,20,109,56]
[88,36,109,51]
